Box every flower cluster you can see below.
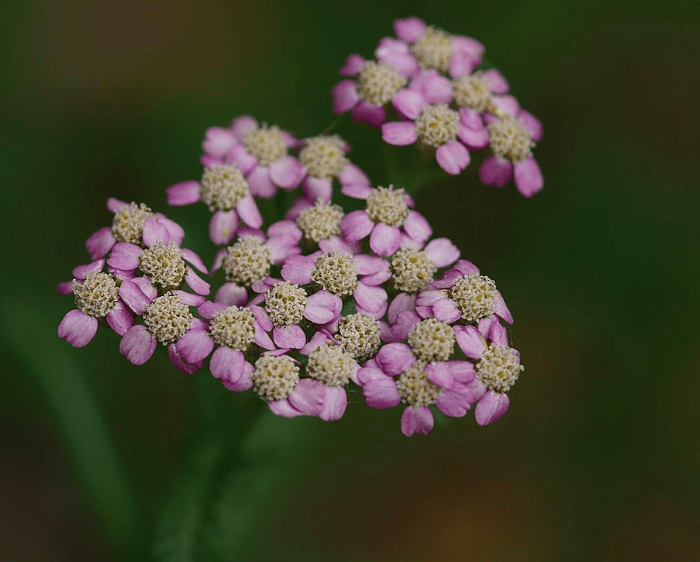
[58,16,536,437]
[332,16,544,196]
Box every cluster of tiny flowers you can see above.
[59,16,535,437]
[332,16,544,196]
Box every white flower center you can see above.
[299,136,348,178]
[488,117,534,162]
[242,124,287,166]
[306,343,356,387]
[199,165,249,211]
[476,344,523,393]
[365,186,409,227]
[396,363,443,407]
[265,282,308,327]
[450,273,497,322]
[415,104,460,147]
[143,293,193,345]
[139,240,186,291]
[209,305,256,350]
[73,272,119,317]
[252,355,300,402]
[111,202,153,244]
[407,318,455,362]
[311,251,357,296]
[335,313,381,362]
[453,72,492,112]
[410,27,453,73]
[296,199,344,243]
[222,236,272,286]
[356,61,407,106]
[390,248,436,293]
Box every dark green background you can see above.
[2,1,698,560]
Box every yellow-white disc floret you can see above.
[222,236,272,286]
[396,363,443,407]
[476,344,523,393]
[208,306,256,350]
[453,71,492,112]
[356,61,408,106]
[252,355,300,402]
[365,185,410,226]
[407,318,456,362]
[73,272,119,317]
[143,293,193,345]
[111,202,153,244]
[241,124,287,166]
[199,165,250,211]
[410,27,454,73]
[265,282,308,327]
[311,251,358,296]
[296,199,344,243]
[306,343,356,387]
[488,117,534,163]
[390,248,436,294]
[299,136,348,178]
[139,240,186,292]
[450,273,497,322]
[335,313,381,362]
[415,104,460,147]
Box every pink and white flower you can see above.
[200,116,305,199]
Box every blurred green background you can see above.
[1,0,699,560]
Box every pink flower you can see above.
[331,57,410,128]
[200,116,305,199]
[340,185,432,256]
[85,199,185,261]
[452,321,523,426]
[166,165,263,245]
[106,239,211,296]
[479,99,544,197]
[381,103,483,175]
[376,17,484,80]
[281,250,389,320]
[57,262,135,348]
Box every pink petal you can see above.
[58,310,98,348]
[390,310,421,341]
[119,325,157,365]
[376,342,415,376]
[202,127,238,157]
[341,183,374,199]
[394,16,426,42]
[331,80,360,114]
[73,259,106,280]
[176,329,215,363]
[453,35,485,58]
[269,399,305,418]
[402,211,432,243]
[222,360,254,391]
[229,144,258,175]
[475,391,510,425]
[354,254,389,276]
[382,122,417,146]
[436,388,471,417]
[268,219,302,240]
[479,156,513,187]
[449,50,478,79]
[388,292,417,324]
[105,301,135,335]
[340,210,374,242]
[360,268,392,286]
[320,386,348,421]
[288,378,326,416]
[172,290,206,307]
[436,140,470,175]
[281,255,315,284]
[107,198,127,212]
[339,53,365,76]
[448,361,476,384]
[353,283,387,313]
[401,406,434,437]
[106,242,141,271]
[210,346,246,382]
[490,321,509,347]
[156,215,185,245]
[514,157,544,197]
[269,156,305,189]
[250,305,273,332]
[142,218,169,247]
[337,162,371,187]
[351,100,387,128]
[490,95,520,117]
[363,377,401,409]
[460,107,484,130]
[424,237,460,268]
[181,248,208,274]
[214,282,248,306]
[85,227,116,260]
[482,69,509,94]
[119,279,153,315]
[247,166,277,199]
[300,331,332,356]
[166,181,200,206]
[272,325,306,350]
[133,277,157,301]
[377,50,418,78]
[168,344,203,375]
[57,281,74,295]
[454,325,486,359]
[426,362,454,389]
[432,298,462,323]
[458,123,489,149]
[495,291,513,324]
[302,176,333,201]
[518,110,543,142]
[369,223,401,256]
[463,378,487,403]
[236,195,263,228]
[304,290,342,324]
[392,89,426,120]
[198,300,226,319]
[185,268,211,296]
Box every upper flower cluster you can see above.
[331,16,544,196]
